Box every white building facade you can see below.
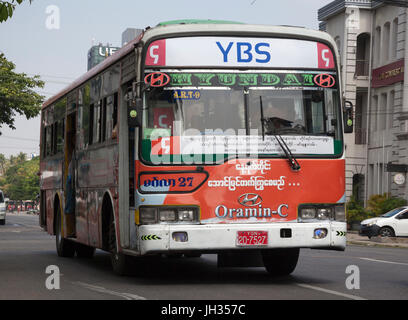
[318,0,408,204]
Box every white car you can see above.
[0,190,6,225]
[360,206,408,238]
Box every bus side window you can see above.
[52,122,57,155]
[91,101,102,144]
[106,92,118,140]
[52,121,64,155]
[79,84,91,149]
[45,125,52,157]
[106,95,113,140]
[56,121,64,153]
[113,92,118,139]
[101,97,107,142]
[89,103,94,145]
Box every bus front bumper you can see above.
[136,221,346,255]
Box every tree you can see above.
[0,0,32,22]
[0,53,44,134]
[0,153,6,175]
[1,155,39,200]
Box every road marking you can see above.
[73,281,146,300]
[296,283,367,300]
[358,257,408,266]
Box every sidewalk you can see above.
[347,231,408,249]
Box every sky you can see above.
[0,0,333,158]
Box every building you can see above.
[87,29,143,71]
[318,0,408,204]
[87,44,120,71]
[121,28,143,47]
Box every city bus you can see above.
[39,20,352,275]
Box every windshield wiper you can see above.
[259,96,301,172]
[274,134,301,171]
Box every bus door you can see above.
[64,111,77,237]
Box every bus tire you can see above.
[75,243,95,259]
[108,215,130,276]
[55,205,75,258]
[262,248,299,276]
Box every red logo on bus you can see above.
[314,73,336,88]
[144,72,170,87]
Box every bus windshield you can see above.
[141,70,342,164]
[142,71,342,163]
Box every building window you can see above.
[375,26,381,66]
[355,92,367,144]
[356,33,370,76]
[383,22,390,62]
[352,174,365,204]
[371,95,378,132]
[392,18,398,59]
[368,164,374,197]
[379,93,387,131]
[388,90,394,130]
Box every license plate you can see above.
[236,231,268,246]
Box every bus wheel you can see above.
[262,248,299,276]
[108,216,130,275]
[76,243,95,259]
[55,206,75,258]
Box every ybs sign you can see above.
[216,41,271,63]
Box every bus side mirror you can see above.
[128,98,143,127]
[343,100,353,134]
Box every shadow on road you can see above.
[65,250,333,288]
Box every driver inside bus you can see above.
[251,97,305,135]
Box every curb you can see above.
[347,240,408,249]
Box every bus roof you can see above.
[42,32,144,109]
[157,19,245,26]
[42,23,337,109]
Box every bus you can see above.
[39,20,353,275]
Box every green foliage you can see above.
[0,0,31,22]
[0,153,39,200]
[367,193,407,216]
[346,193,407,223]
[0,52,44,134]
[346,194,369,223]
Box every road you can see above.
[0,213,407,301]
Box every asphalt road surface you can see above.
[0,214,407,301]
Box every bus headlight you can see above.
[299,204,345,222]
[159,209,177,222]
[317,208,333,220]
[300,208,316,220]
[178,209,195,221]
[335,204,346,222]
[139,206,199,224]
[140,207,157,224]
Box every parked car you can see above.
[360,206,408,238]
[0,190,6,225]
